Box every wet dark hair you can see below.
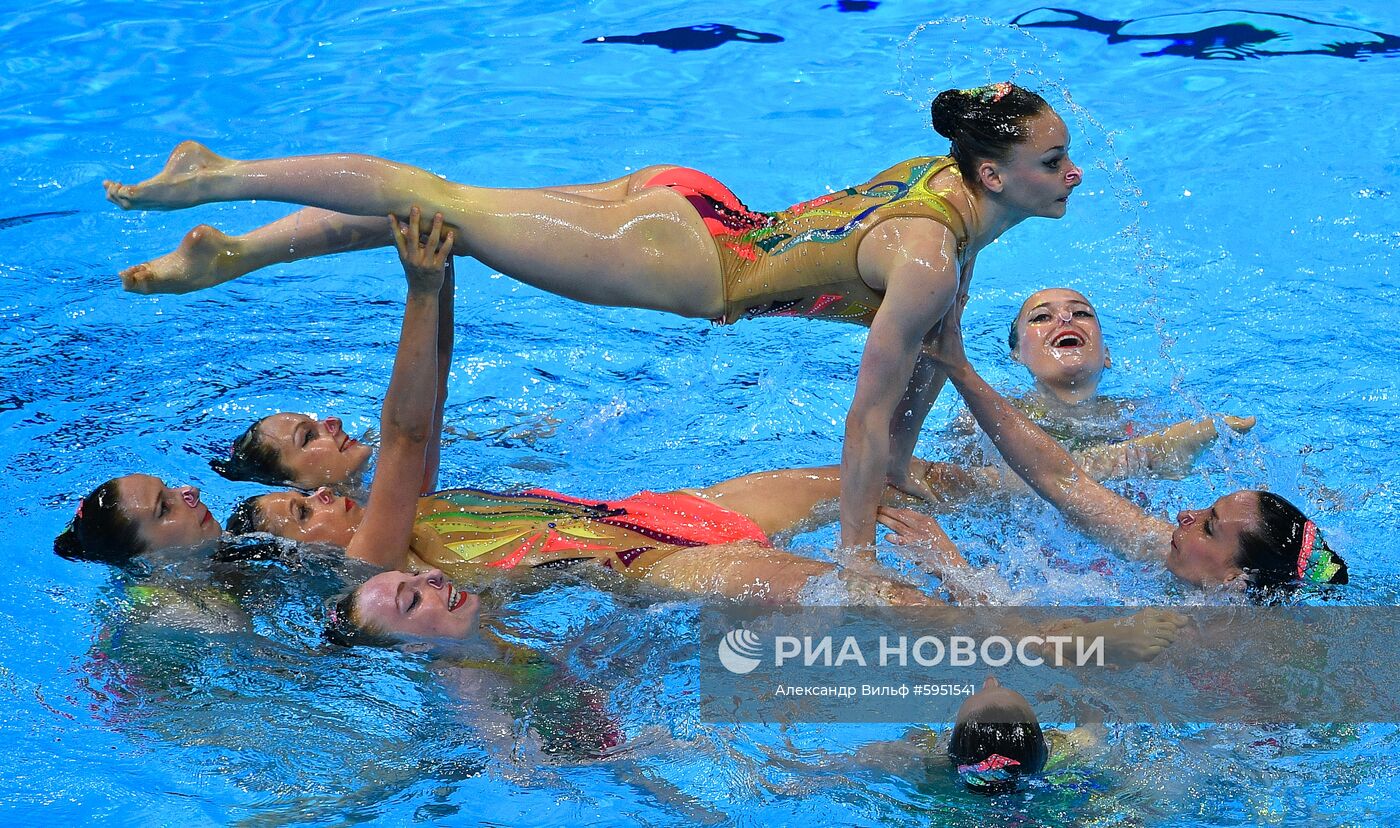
[931,82,1053,183]
[1237,491,1348,592]
[225,494,269,537]
[324,586,395,648]
[210,532,291,564]
[210,418,294,486]
[949,699,1048,795]
[53,479,146,565]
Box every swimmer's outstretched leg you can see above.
[105,143,723,315]
[689,467,843,538]
[120,208,390,294]
[104,142,233,211]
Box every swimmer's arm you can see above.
[421,256,455,496]
[887,349,948,497]
[843,219,959,552]
[929,301,1168,562]
[1075,415,1256,482]
[348,211,452,570]
[912,414,1257,506]
[852,730,936,775]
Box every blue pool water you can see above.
[2,0,1398,824]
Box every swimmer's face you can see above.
[984,110,1082,219]
[1168,490,1259,586]
[1011,288,1108,396]
[354,569,480,643]
[114,473,222,554]
[258,413,373,490]
[954,676,1038,727]
[252,488,362,547]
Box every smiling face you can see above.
[980,110,1082,219]
[1167,490,1261,586]
[1010,288,1108,401]
[115,473,222,554]
[256,413,373,489]
[353,569,481,643]
[252,487,362,547]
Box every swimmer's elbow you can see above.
[381,419,432,448]
[843,405,889,442]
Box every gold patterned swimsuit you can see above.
[642,156,973,325]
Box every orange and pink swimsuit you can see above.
[643,156,973,325]
[407,487,771,578]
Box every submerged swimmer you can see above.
[1010,287,1111,406]
[854,676,1103,795]
[1005,287,1137,439]
[104,81,1085,549]
[216,411,375,490]
[928,298,1348,595]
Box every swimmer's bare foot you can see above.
[120,225,245,294]
[103,141,232,211]
[1045,609,1187,666]
[1223,415,1256,434]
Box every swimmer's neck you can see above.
[431,626,508,666]
[963,188,1031,254]
[1030,379,1101,407]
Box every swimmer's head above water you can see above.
[1008,288,1109,403]
[325,568,481,648]
[54,473,223,565]
[1171,490,1348,594]
[212,412,373,490]
[949,676,1047,795]
[225,487,362,547]
[932,82,1082,220]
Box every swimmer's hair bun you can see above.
[931,88,975,140]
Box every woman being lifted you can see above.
[105,82,1083,550]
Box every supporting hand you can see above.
[877,506,969,572]
[390,207,454,294]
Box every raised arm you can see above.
[346,209,453,569]
[421,255,455,495]
[929,301,1171,562]
[842,218,960,550]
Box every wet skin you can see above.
[253,487,362,546]
[1167,490,1260,586]
[1011,288,1108,402]
[256,413,373,489]
[115,473,222,553]
[354,568,481,642]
